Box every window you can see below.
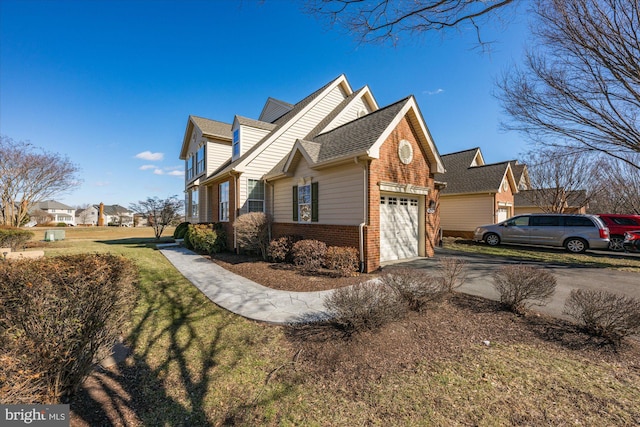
[186,155,194,180]
[565,216,594,227]
[195,145,205,175]
[232,129,240,158]
[531,216,560,227]
[191,189,199,217]
[219,182,229,221]
[611,217,639,226]
[293,183,318,222]
[506,216,530,227]
[247,179,264,212]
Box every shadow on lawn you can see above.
[97,237,173,247]
[70,272,238,426]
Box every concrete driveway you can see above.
[383,248,640,321]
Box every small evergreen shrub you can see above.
[563,289,640,347]
[438,257,467,292]
[173,221,190,239]
[185,223,226,254]
[0,253,137,403]
[381,268,444,311]
[324,281,406,335]
[267,235,302,263]
[493,265,557,314]
[0,228,34,251]
[291,239,327,272]
[324,246,359,276]
[233,212,270,260]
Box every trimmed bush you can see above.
[234,212,270,260]
[0,228,34,251]
[381,268,444,311]
[324,281,407,335]
[267,235,302,263]
[173,221,190,239]
[563,289,640,347]
[291,239,327,272]
[0,253,137,403]
[325,246,359,276]
[185,223,226,255]
[492,264,557,314]
[438,257,467,293]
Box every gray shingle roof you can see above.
[191,116,232,139]
[35,200,74,210]
[236,116,277,132]
[437,148,510,194]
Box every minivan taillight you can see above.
[600,228,609,239]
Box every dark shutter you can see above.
[292,185,298,221]
[311,182,318,222]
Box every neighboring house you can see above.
[510,161,531,191]
[75,204,134,226]
[30,200,76,226]
[514,189,588,215]
[435,148,519,238]
[179,74,446,272]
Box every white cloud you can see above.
[168,170,184,176]
[95,181,110,187]
[153,169,164,175]
[135,151,164,161]
[139,164,156,170]
[424,88,444,96]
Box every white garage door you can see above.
[497,208,509,223]
[380,195,419,262]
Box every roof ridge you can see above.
[441,147,481,157]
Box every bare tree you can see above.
[520,147,599,213]
[305,0,517,45]
[498,0,640,169]
[589,154,640,214]
[129,196,184,240]
[0,136,82,227]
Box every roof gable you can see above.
[180,116,232,159]
[258,97,294,123]
[438,148,518,194]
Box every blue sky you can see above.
[1,0,532,208]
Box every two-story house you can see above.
[30,200,76,226]
[179,74,445,272]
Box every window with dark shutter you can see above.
[292,185,298,221]
[311,182,318,222]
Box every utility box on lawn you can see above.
[44,230,66,241]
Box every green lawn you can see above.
[30,228,640,426]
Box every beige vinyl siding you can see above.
[259,99,293,123]
[239,126,270,156]
[206,139,232,175]
[272,157,364,225]
[440,194,495,232]
[244,85,348,177]
[322,96,374,133]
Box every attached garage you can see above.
[380,194,420,262]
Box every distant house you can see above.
[179,74,446,272]
[30,200,76,226]
[75,204,134,226]
[514,189,588,215]
[435,148,519,238]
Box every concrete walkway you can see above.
[160,245,640,325]
[160,246,333,324]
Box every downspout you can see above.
[233,173,239,253]
[356,157,367,273]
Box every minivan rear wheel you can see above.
[484,233,501,246]
[565,238,587,254]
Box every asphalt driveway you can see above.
[383,248,640,321]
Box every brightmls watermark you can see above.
[1,405,69,426]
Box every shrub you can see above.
[380,268,444,311]
[492,264,557,314]
[0,228,34,251]
[563,289,640,347]
[325,246,359,276]
[291,239,327,272]
[185,223,226,254]
[324,281,406,335]
[173,221,190,239]
[234,212,270,260]
[0,253,137,403]
[438,257,467,293]
[267,235,302,263]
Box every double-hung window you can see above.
[293,182,318,222]
[247,179,264,212]
[186,155,194,180]
[219,182,229,222]
[232,129,240,158]
[191,189,199,217]
[195,145,205,175]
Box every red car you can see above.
[597,214,640,251]
[623,230,640,253]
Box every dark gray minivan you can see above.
[473,214,610,253]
